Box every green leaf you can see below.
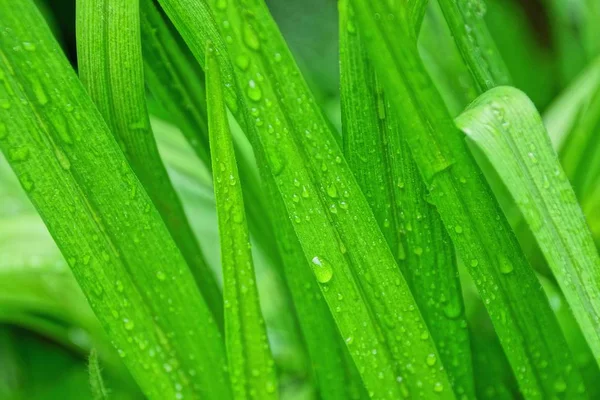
[544,56,600,150]
[349,0,586,397]
[559,88,600,200]
[76,0,223,326]
[456,85,600,369]
[0,2,229,398]
[157,0,455,398]
[435,0,511,92]
[339,1,474,396]
[88,348,109,400]
[206,45,277,400]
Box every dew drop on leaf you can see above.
[311,256,333,283]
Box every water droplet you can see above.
[19,173,34,192]
[454,225,463,234]
[55,148,71,170]
[215,0,227,10]
[326,184,338,198]
[470,259,479,267]
[235,54,250,70]
[498,255,514,274]
[414,247,423,256]
[311,256,333,283]
[0,99,11,109]
[8,146,29,162]
[247,80,262,101]
[123,318,134,330]
[22,42,36,51]
[345,336,353,345]
[156,271,166,281]
[426,353,437,366]
[433,382,444,392]
[274,53,282,62]
[243,23,260,50]
[554,378,567,393]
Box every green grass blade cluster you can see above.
[0,2,229,398]
[456,85,600,367]
[157,0,457,398]
[349,0,586,397]
[206,46,277,400]
[75,0,223,327]
[152,1,362,396]
[339,1,474,396]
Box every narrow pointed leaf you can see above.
[157,0,455,398]
[206,45,277,400]
[456,85,600,367]
[339,1,474,396]
[436,0,511,92]
[0,2,229,398]
[76,0,223,326]
[349,0,586,397]
[88,349,109,400]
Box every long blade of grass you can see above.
[75,0,223,326]
[339,1,474,396]
[88,349,108,400]
[157,0,456,398]
[206,45,277,399]
[455,85,600,367]
[349,0,586,397]
[435,0,511,92]
[0,2,230,398]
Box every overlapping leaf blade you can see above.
[456,85,600,367]
[156,0,455,398]
[0,1,229,398]
[339,1,474,396]
[349,0,585,397]
[76,0,223,326]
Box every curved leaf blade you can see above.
[349,0,586,397]
[456,85,600,367]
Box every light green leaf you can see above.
[349,0,585,397]
[456,85,600,368]
[206,45,277,400]
[0,2,229,398]
[339,1,474,396]
[544,56,600,150]
[76,0,223,326]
